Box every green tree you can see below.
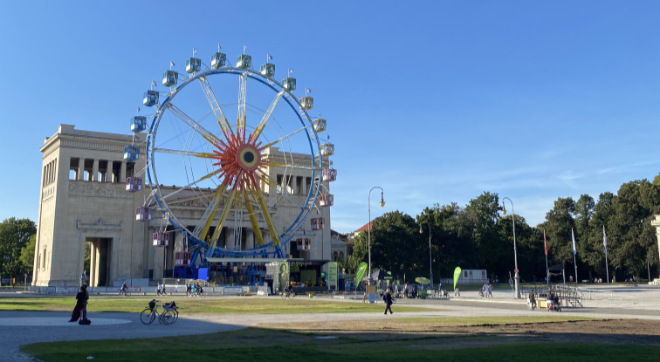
[370,211,423,280]
[418,203,471,280]
[499,214,542,283]
[540,197,575,268]
[19,234,36,274]
[573,194,595,280]
[346,231,368,274]
[435,202,475,276]
[464,192,502,274]
[0,218,37,279]
[584,192,615,280]
[609,180,660,280]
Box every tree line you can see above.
[0,217,36,284]
[347,177,660,284]
[3,176,660,285]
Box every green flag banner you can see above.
[453,266,462,290]
[328,262,338,290]
[356,262,368,285]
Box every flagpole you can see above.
[603,225,610,283]
[571,228,578,284]
[544,230,549,286]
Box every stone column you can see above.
[651,216,660,273]
[92,159,99,182]
[120,161,127,183]
[89,243,97,287]
[78,160,85,181]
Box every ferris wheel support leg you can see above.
[275,246,285,259]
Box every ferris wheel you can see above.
[125,46,335,260]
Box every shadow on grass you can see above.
[21,323,660,362]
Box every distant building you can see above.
[33,125,333,287]
[330,229,351,268]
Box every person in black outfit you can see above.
[69,285,89,323]
[383,289,394,315]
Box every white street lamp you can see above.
[502,197,521,299]
[368,186,385,283]
[419,223,433,289]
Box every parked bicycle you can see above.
[140,299,178,325]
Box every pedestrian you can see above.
[383,289,394,315]
[404,282,409,298]
[69,285,89,323]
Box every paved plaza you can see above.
[1,285,658,360]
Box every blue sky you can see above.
[1,1,659,233]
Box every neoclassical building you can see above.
[33,125,341,287]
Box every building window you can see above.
[69,158,79,180]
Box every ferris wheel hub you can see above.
[237,144,261,171]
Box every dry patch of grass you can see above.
[261,315,596,335]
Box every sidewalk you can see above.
[445,284,660,310]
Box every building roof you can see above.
[354,221,374,233]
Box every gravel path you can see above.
[0,311,243,361]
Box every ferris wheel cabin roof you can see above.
[211,52,227,69]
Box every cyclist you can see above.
[193,281,204,296]
[120,281,128,296]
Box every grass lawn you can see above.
[21,327,660,362]
[8,296,660,361]
[0,295,433,314]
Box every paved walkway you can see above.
[1,284,658,360]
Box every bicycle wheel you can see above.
[161,309,177,325]
[140,308,156,325]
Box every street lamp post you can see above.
[419,223,433,289]
[502,197,521,299]
[368,186,385,284]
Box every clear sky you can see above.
[1,1,659,233]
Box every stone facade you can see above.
[651,215,660,272]
[33,125,334,287]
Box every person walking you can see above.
[69,285,89,323]
[383,288,394,315]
